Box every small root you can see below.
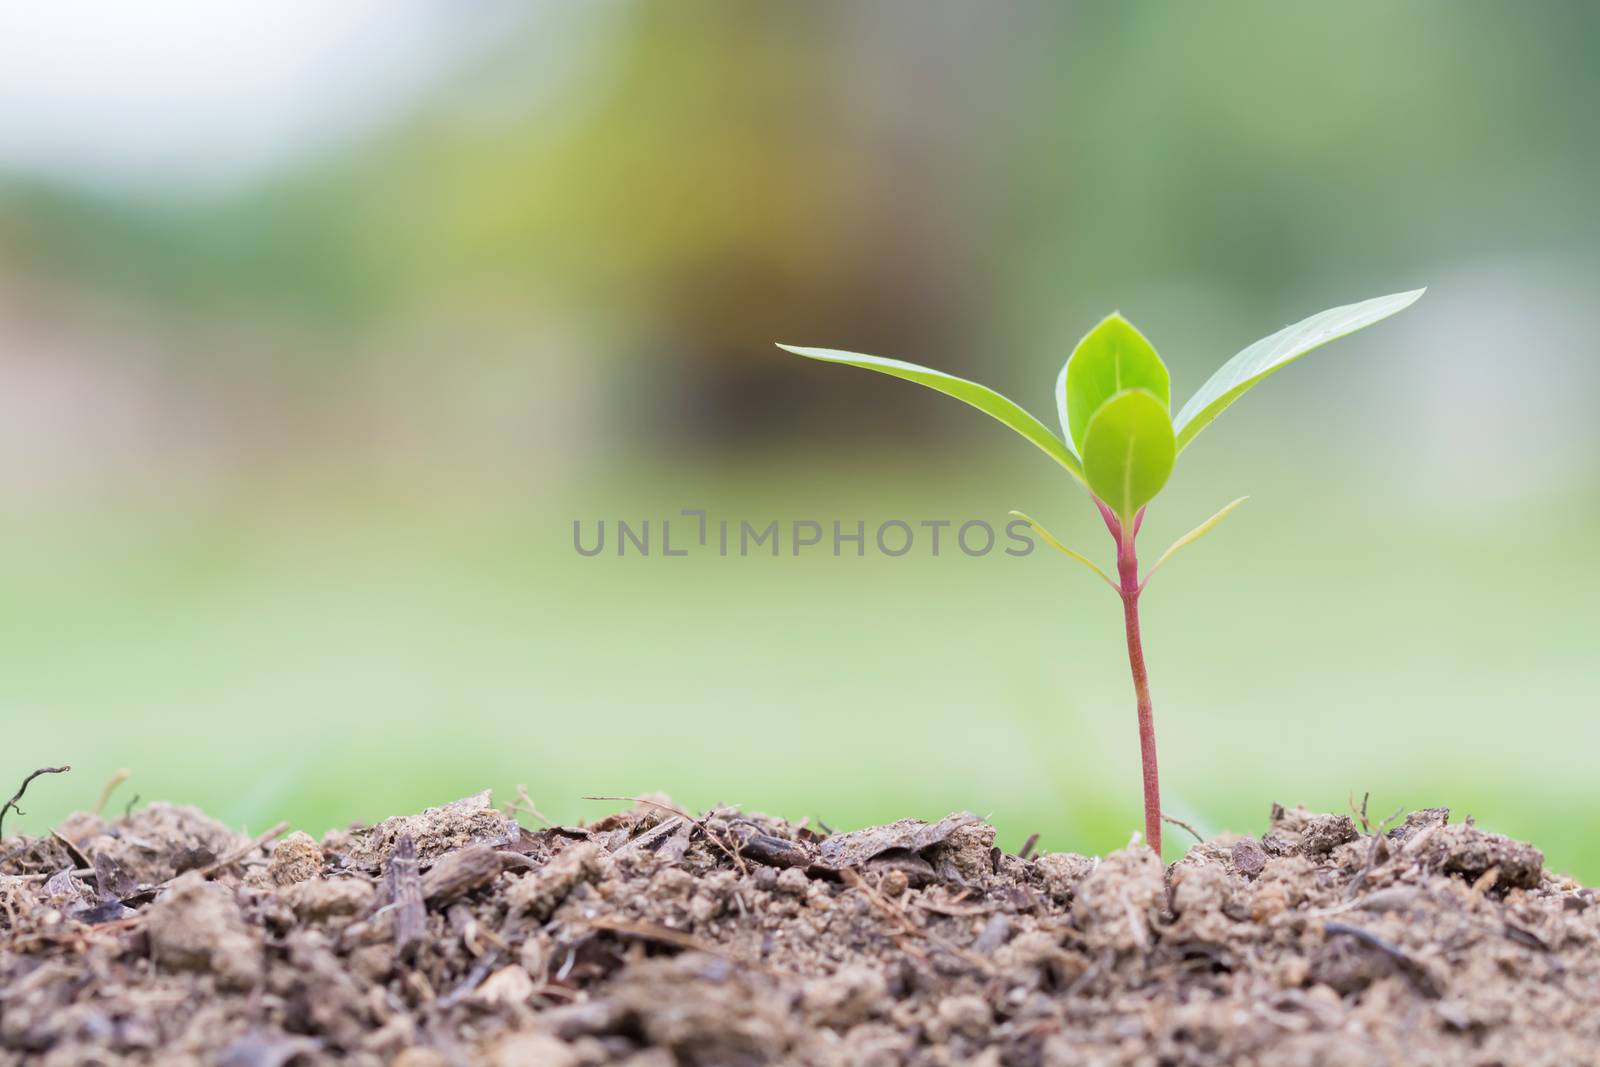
[1160,812,1204,844]
[505,785,553,828]
[0,765,71,839]
[94,769,131,818]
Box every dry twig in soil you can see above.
[93,769,131,817]
[505,784,553,828]
[581,795,750,876]
[1323,921,1440,997]
[198,821,290,879]
[0,765,71,839]
[583,915,729,957]
[839,867,993,975]
[1350,790,1372,833]
[1161,812,1204,844]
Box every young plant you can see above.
[778,289,1424,854]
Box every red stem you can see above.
[1097,501,1161,855]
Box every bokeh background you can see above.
[2,3,1597,873]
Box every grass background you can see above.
[5,451,1595,876]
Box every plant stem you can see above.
[1098,501,1161,855]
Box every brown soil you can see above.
[1,792,1595,1066]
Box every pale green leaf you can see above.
[1008,510,1117,591]
[1174,289,1425,453]
[776,344,1084,484]
[1061,313,1169,455]
[1142,496,1248,589]
[1082,388,1176,526]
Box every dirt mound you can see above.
[1,794,1595,1066]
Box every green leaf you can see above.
[1081,388,1176,526]
[1061,313,1170,455]
[1008,510,1117,592]
[1142,496,1248,589]
[1174,289,1425,453]
[776,344,1084,484]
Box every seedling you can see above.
[778,289,1424,853]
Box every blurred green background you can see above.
[2,3,1597,874]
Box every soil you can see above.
[1,791,1595,1066]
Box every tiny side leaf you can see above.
[1142,496,1248,589]
[1173,289,1425,454]
[777,344,1085,484]
[1008,510,1117,591]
